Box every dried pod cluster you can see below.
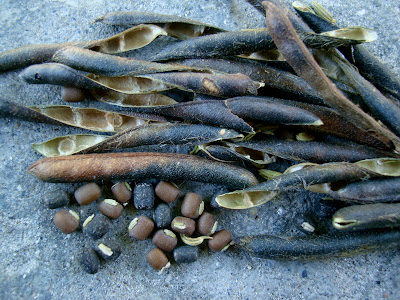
[1,0,400,268]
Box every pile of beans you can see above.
[48,180,232,274]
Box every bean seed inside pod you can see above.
[134,182,155,209]
[154,181,179,203]
[152,229,178,252]
[154,203,173,228]
[181,193,204,219]
[74,183,101,205]
[171,216,196,236]
[128,216,154,241]
[61,86,86,102]
[208,229,232,252]
[53,209,79,234]
[146,248,170,271]
[111,182,132,204]
[196,212,218,236]
[98,199,123,219]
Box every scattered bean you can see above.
[128,216,154,241]
[208,229,232,252]
[173,246,199,263]
[61,86,86,102]
[154,181,179,203]
[93,239,121,261]
[181,193,204,219]
[152,229,178,252]
[53,209,79,234]
[171,216,196,236]
[77,247,100,274]
[196,212,218,236]
[146,248,170,271]
[43,189,70,209]
[74,183,101,205]
[111,182,132,204]
[98,199,123,219]
[134,183,155,209]
[82,214,111,239]
[154,203,173,228]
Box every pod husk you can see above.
[199,144,276,166]
[93,11,225,39]
[293,1,400,101]
[178,58,325,105]
[90,89,177,107]
[225,97,323,126]
[236,229,400,260]
[215,162,377,209]
[52,46,204,76]
[229,138,396,163]
[316,177,400,203]
[263,2,396,150]
[76,123,244,154]
[136,72,263,97]
[150,28,362,62]
[124,100,254,133]
[19,63,108,90]
[0,25,166,71]
[28,105,149,132]
[32,134,109,157]
[26,152,259,190]
[88,24,167,54]
[333,203,400,230]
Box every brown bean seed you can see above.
[181,193,204,219]
[111,182,132,203]
[98,199,123,219]
[146,248,170,271]
[61,86,86,102]
[53,209,79,234]
[171,216,196,236]
[208,229,232,252]
[152,229,177,252]
[74,182,101,205]
[128,216,154,241]
[154,181,179,203]
[196,212,218,236]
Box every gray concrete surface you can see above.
[1,0,399,299]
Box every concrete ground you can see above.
[0,0,399,299]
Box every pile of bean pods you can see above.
[1,0,400,270]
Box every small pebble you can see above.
[98,199,123,219]
[128,216,154,241]
[77,247,100,274]
[82,214,111,239]
[208,229,232,252]
[74,183,101,205]
[93,239,121,261]
[43,189,70,209]
[152,229,178,252]
[171,216,196,236]
[53,209,79,234]
[181,193,204,219]
[61,86,86,102]
[146,248,170,271]
[196,212,218,236]
[154,181,179,203]
[134,183,155,209]
[173,246,199,263]
[154,203,173,228]
[111,182,132,204]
